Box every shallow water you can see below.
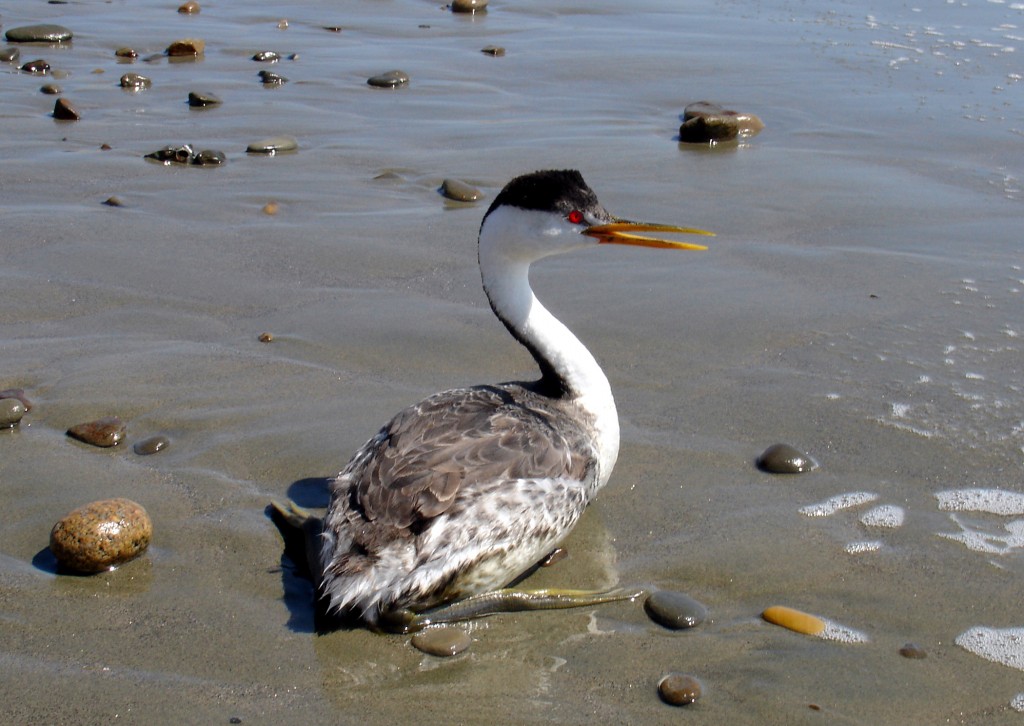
[1,0,1023,723]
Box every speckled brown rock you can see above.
[49,498,152,573]
[66,416,126,447]
[166,38,205,57]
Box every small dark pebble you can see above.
[323,26,344,33]
[756,443,819,474]
[451,0,488,13]
[440,178,482,202]
[166,39,204,57]
[252,50,280,62]
[367,70,409,88]
[178,0,201,14]
[146,144,196,165]
[1,47,22,63]
[481,45,505,56]
[246,135,298,154]
[258,70,288,85]
[103,196,125,207]
[0,399,27,429]
[53,98,80,121]
[115,47,138,59]
[411,627,471,657]
[229,717,242,724]
[658,673,702,706]
[899,642,928,659]
[134,435,170,455]
[5,24,73,43]
[67,416,126,447]
[188,90,221,107]
[100,143,112,150]
[120,72,151,90]
[0,389,33,411]
[193,149,226,166]
[644,590,708,630]
[258,332,274,342]
[679,115,739,144]
[21,59,50,74]
[40,83,62,95]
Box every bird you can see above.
[273,169,710,633]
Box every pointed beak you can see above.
[583,218,713,251]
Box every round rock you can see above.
[49,498,152,573]
[451,0,488,12]
[756,443,819,474]
[658,673,702,706]
[644,590,708,630]
[133,435,169,455]
[411,627,471,657]
[40,83,62,95]
[440,178,482,202]
[0,388,32,411]
[20,59,50,74]
[252,50,280,62]
[5,24,74,43]
[899,642,928,659]
[193,149,226,166]
[115,47,138,59]
[66,416,125,447]
[178,1,201,14]
[258,70,288,85]
[0,398,26,428]
[166,38,205,57]
[367,70,409,88]
[246,135,298,154]
[120,72,151,90]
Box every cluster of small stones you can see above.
[679,101,765,145]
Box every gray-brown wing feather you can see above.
[327,384,594,559]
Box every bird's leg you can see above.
[269,500,325,583]
[378,586,647,634]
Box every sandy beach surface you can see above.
[2,0,1023,723]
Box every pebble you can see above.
[440,178,482,202]
[40,83,62,95]
[258,70,288,85]
[367,70,409,88]
[481,45,505,56]
[0,388,33,411]
[411,627,471,657]
[762,605,826,636]
[193,149,226,166]
[66,416,126,447]
[49,498,152,573]
[166,38,205,57]
[53,98,80,121]
[260,202,279,216]
[0,398,26,429]
[680,101,764,145]
[1,47,21,63]
[644,590,708,630]
[246,135,298,154]
[178,0,200,14]
[5,24,74,43]
[102,196,125,207]
[899,642,927,659]
[146,144,196,165]
[756,443,818,474]
[658,673,702,706]
[187,91,222,107]
[258,332,274,342]
[21,59,50,74]
[115,47,138,59]
[252,50,280,62]
[277,19,289,30]
[451,0,488,13]
[133,435,169,455]
[120,72,152,90]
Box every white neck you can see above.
[479,234,620,488]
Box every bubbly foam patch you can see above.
[935,488,1024,515]
[821,620,870,644]
[1012,693,1024,713]
[799,492,879,517]
[955,626,1024,671]
[845,540,883,554]
[860,504,906,528]
[939,515,1024,555]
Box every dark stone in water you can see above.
[178,1,201,14]
[899,642,927,659]
[115,47,138,59]
[21,59,50,74]
[134,435,170,455]
[644,590,708,630]
[246,135,298,154]
[367,70,409,88]
[0,398,26,429]
[102,196,125,207]
[166,38,204,57]
[193,149,226,165]
[120,72,151,90]
[188,90,221,107]
[440,178,482,202]
[40,83,62,95]
[53,97,80,120]
[451,0,488,13]
[756,443,819,474]
[146,144,196,165]
[6,24,74,43]
[67,416,126,447]
[411,627,471,657]
[1,47,22,63]
[252,50,280,62]
[680,101,765,145]
[481,45,505,56]
[658,673,702,706]
[258,70,288,85]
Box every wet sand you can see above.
[2,0,1023,723]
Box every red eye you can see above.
[567,210,584,225]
